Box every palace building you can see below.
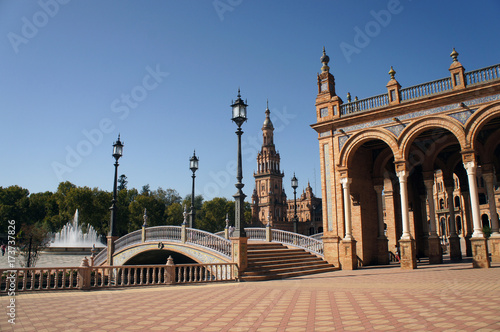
[251,103,323,234]
[311,48,500,270]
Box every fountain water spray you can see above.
[51,209,105,247]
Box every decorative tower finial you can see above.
[450,48,459,62]
[389,66,396,80]
[237,87,241,97]
[347,92,351,103]
[320,47,330,73]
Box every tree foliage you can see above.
[0,183,251,244]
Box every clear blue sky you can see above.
[1,1,499,200]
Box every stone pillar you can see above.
[141,225,147,243]
[423,178,442,264]
[323,235,340,267]
[445,180,462,261]
[181,223,187,243]
[231,237,248,274]
[106,235,118,266]
[483,171,500,262]
[265,223,272,242]
[340,239,357,270]
[341,178,353,240]
[165,256,176,285]
[374,184,389,265]
[78,257,91,290]
[461,191,473,257]
[397,169,417,269]
[464,160,490,268]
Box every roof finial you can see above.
[347,92,351,103]
[389,66,396,80]
[450,48,459,62]
[237,87,241,97]
[320,47,330,73]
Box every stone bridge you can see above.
[94,226,324,267]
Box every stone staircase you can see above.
[240,242,338,281]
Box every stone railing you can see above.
[245,227,267,240]
[186,228,232,257]
[94,226,232,266]
[146,226,182,242]
[338,63,500,116]
[400,77,452,101]
[340,93,389,116]
[465,64,500,86]
[310,232,323,240]
[243,227,324,256]
[271,229,324,256]
[0,258,237,293]
[114,229,142,252]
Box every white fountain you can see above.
[50,210,105,252]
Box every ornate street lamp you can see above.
[231,89,248,237]
[189,150,199,228]
[109,134,123,237]
[291,173,299,233]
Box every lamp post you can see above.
[231,89,248,237]
[291,173,299,233]
[189,150,199,228]
[109,134,123,237]
[107,134,123,266]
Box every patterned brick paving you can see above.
[1,261,499,331]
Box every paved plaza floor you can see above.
[1,253,499,332]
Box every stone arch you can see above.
[465,101,500,149]
[339,128,399,168]
[398,116,467,161]
[112,242,231,266]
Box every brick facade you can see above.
[312,48,500,269]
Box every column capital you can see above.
[373,184,384,194]
[340,177,352,187]
[423,179,434,190]
[464,161,477,174]
[482,171,495,184]
[396,170,408,180]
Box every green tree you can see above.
[165,202,184,225]
[128,194,165,231]
[118,174,128,191]
[17,223,51,267]
[0,186,30,235]
[198,197,231,233]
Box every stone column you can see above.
[424,179,442,264]
[483,171,500,262]
[445,179,462,261]
[397,169,417,269]
[231,236,248,274]
[461,191,473,257]
[374,184,389,265]
[340,177,357,270]
[464,161,490,268]
[341,178,353,240]
[106,236,118,266]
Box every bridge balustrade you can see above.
[0,262,237,293]
[145,225,182,242]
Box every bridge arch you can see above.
[113,241,231,266]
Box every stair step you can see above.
[243,263,332,275]
[247,257,319,266]
[240,266,339,281]
[247,260,328,270]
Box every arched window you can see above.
[456,216,462,234]
[482,214,490,228]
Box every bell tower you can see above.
[251,102,287,226]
